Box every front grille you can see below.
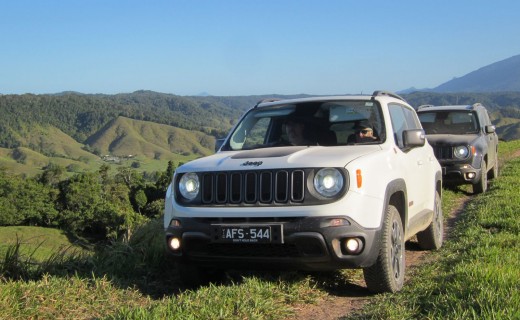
[433,146,453,159]
[200,169,306,205]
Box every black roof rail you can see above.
[254,98,281,107]
[372,90,406,102]
[417,104,435,110]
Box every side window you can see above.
[402,106,421,130]
[389,104,407,148]
[388,104,420,148]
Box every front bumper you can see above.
[165,216,381,271]
[441,163,482,184]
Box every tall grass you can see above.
[0,219,325,319]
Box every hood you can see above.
[176,145,382,173]
[426,134,479,146]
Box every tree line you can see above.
[0,91,250,149]
[0,161,176,242]
[2,91,519,151]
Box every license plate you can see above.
[212,225,283,244]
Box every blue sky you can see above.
[1,0,519,96]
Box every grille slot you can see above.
[201,170,306,205]
[434,146,453,160]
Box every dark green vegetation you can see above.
[0,160,174,241]
[1,91,520,177]
[0,140,518,319]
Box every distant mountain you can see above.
[432,54,520,93]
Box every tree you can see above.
[15,179,59,226]
[155,160,175,194]
[59,172,103,235]
[134,189,147,214]
[0,171,19,225]
[39,163,64,186]
[0,171,58,227]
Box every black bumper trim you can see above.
[165,216,381,271]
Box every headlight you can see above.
[178,173,200,200]
[454,146,470,159]
[314,168,344,198]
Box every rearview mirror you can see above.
[403,129,425,149]
[485,125,495,134]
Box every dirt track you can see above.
[286,194,471,320]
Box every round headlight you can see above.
[179,173,200,200]
[454,146,470,159]
[314,168,344,198]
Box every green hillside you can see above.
[85,116,215,159]
[9,124,99,161]
[0,146,98,176]
[0,116,212,177]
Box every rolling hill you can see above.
[0,116,217,176]
[85,116,215,159]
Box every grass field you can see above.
[0,226,86,262]
[1,140,519,319]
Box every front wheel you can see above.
[489,152,499,179]
[473,159,487,194]
[363,204,405,293]
[417,191,443,250]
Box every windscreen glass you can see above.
[418,111,479,134]
[224,100,385,150]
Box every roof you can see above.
[417,103,486,112]
[255,90,407,108]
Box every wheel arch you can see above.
[382,179,407,234]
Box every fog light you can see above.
[168,237,181,251]
[343,238,364,254]
[467,172,476,179]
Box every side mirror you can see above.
[485,125,496,134]
[215,138,225,152]
[403,129,426,149]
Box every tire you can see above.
[363,205,405,293]
[489,152,499,180]
[417,191,443,250]
[473,159,487,194]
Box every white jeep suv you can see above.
[164,91,443,293]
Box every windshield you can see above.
[223,100,385,151]
[418,111,479,135]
